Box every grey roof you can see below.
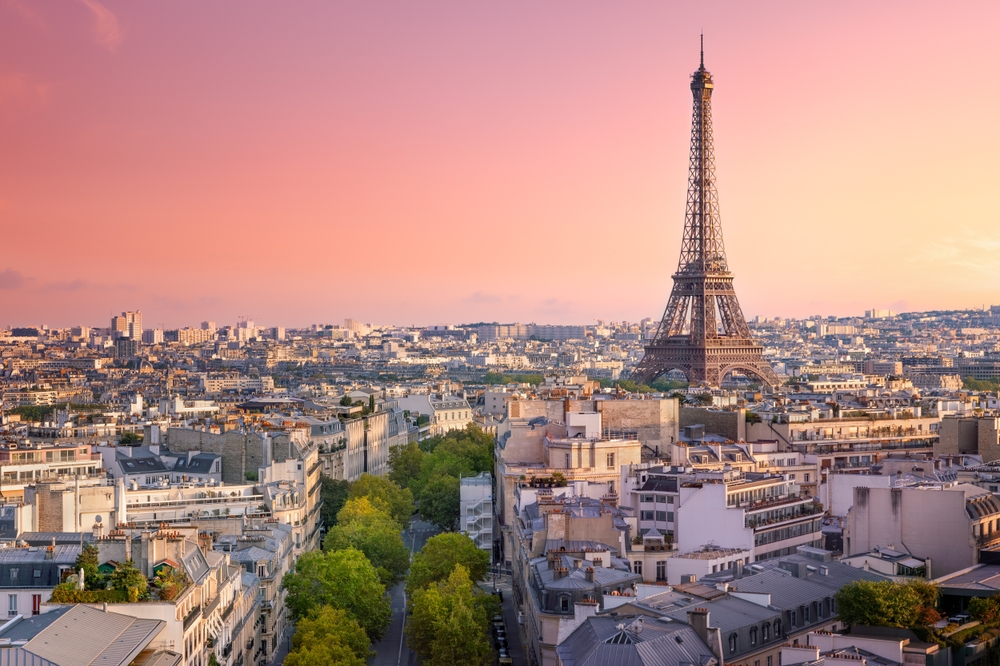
[663,595,779,633]
[172,453,219,475]
[180,546,210,583]
[117,449,169,475]
[557,616,718,666]
[933,564,1000,593]
[0,605,166,666]
[726,564,880,611]
[19,533,96,547]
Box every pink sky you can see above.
[1,1,998,329]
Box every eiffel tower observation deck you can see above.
[631,39,779,388]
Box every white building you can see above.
[461,472,493,561]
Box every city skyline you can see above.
[1,1,998,327]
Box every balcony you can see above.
[746,503,823,530]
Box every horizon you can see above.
[2,1,998,327]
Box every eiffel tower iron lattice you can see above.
[631,41,779,388]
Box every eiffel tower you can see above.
[631,40,779,388]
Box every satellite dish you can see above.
[95,516,102,523]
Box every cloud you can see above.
[79,0,122,51]
[463,291,503,304]
[40,279,90,292]
[1,0,45,29]
[0,269,26,289]
[0,73,51,109]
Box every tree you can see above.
[320,477,351,528]
[835,580,937,629]
[285,605,372,666]
[407,565,494,666]
[388,442,427,491]
[349,474,414,528]
[407,532,490,595]
[282,548,392,641]
[419,475,461,532]
[340,394,354,406]
[324,498,410,587]
[969,596,1000,624]
[75,542,103,591]
[109,559,149,601]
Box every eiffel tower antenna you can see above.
[630,44,779,388]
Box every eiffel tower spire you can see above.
[631,43,779,388]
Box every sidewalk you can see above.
[482,578,526,666]
[267,623,295,666]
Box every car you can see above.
[949,614,971,624]
[492,615,503,623]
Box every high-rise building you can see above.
[631,42,777,388]
[111,310,142,339]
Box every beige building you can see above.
[496,410,643,566]
[845,484,1000,577]
[938,414,1000,462]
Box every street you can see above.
[370,518,440,666]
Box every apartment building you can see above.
[622,466,824,565]
[460,472,493,560]
[496,411,642,567]
[845,483,1000,577]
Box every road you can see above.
[370,518,440,666]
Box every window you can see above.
[768,657,773,666]
[655,561,666,582]
[729,633,737,653]
[655,495,666,504]
[633,561,642,575]
[7,595,16,617]
[565,453,571,468]
[640,494,655,503]
[750,626,758,645]
[667,512,675,522]
[804,605,810,622]
[656,511,667,522]
[607,453,615,469]
[804,474,811,482]
[641,511,654,521]
[257,563,266,578]
[763,622,770,642]
[32,570,40,579]
[9,568,18,582]
[560,596,569,611]
[667,496,674,504]
[31,595,40,616]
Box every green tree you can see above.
[407,565,494,666]
[835,580,937,629]
[324,498,410,587]
[349,474,414,528]
[285,605,372,666]
[407,532,490,595]
[75,542,103,591]
[388,442,427,490]
[418,475,461,532]
[320,477,351,528]
[282,547,392,641]
[109,559,149,601]
[970,596,1000,624]
[340,394,354,406]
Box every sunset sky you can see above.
[1,1,998,329]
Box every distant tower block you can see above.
[631,40,778,388]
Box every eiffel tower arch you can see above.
[631,40,779,389]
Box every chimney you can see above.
[554,567,569,580]
[585,566,595,583]
[687,608,710,643]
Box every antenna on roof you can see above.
[700,32,704,69]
